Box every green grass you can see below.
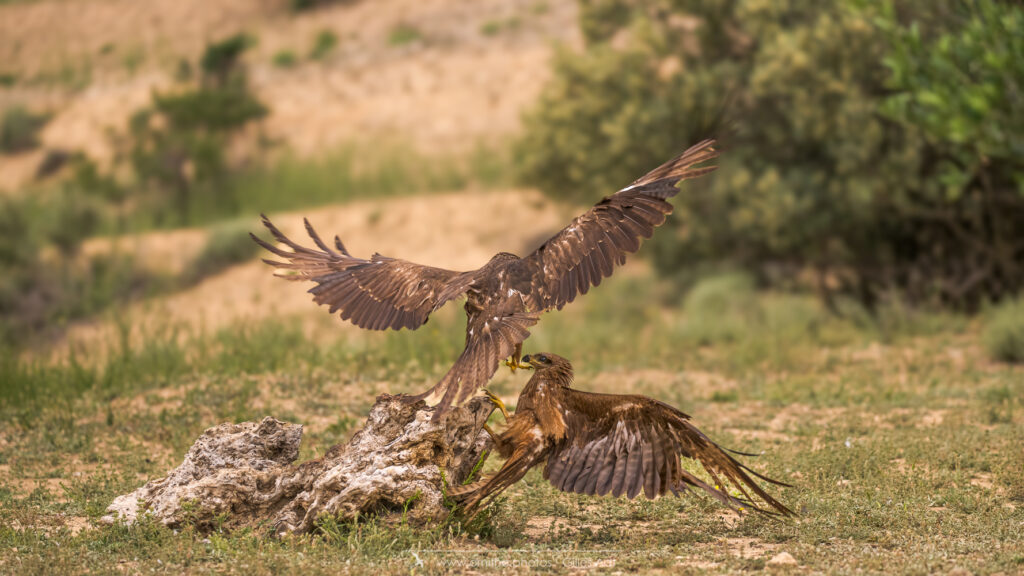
[983,297,1024,363]
[1,272,1022,573]
[272,50,298,69]
[388,24,423,46]
[83,140,513,233]
[203,141,511,224]
[309,29,338,60]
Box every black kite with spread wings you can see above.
[251,140,718,421]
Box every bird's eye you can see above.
[537,355,548,363]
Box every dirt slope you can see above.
[0,0,580,188]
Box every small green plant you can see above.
[983,298,1024,363]
[120,47,145,75]
[272,49,297,68]
[0,105,50,153]
[310,29,338,60]
[388,23,422,46]
[0,72,17,87]
[480,20,502,37]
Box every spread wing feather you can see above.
[512,139,719,312]
[252,215,476,331]
[546,390,793,516]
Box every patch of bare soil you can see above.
[0,0,580,189]
[720,536,780,559]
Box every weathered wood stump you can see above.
[101,394,494,535]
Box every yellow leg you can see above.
[483,389,511,422]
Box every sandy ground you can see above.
[0,0,580,189]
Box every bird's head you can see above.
[522,353,574,385]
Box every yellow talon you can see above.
[504,358,532,372]
[483,389,511,422]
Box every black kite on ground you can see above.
[452,353,793,517]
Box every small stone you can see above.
[767,552,798,566]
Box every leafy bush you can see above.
[983,298,1024,363]
[1,106,50,153]
[519,0,1024,311]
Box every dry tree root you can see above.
[101,394,494,535]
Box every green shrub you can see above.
[126,34,267,226]
[200,33,256,87]
[0,106,50,153]
[310,30,338,60]
[983,299,1024,363]
[519,0,1024,311]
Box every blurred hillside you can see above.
[0,0,1022,360]
[0,0,578,191]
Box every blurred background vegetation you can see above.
[0,0,1021,362]
[519,0,1023,314]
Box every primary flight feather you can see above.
[251,139,719,421]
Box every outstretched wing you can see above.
[544,390,792,516]
[419,305,541,422]
[512,139,718,312]
[252,215,477,331]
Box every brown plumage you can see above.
[450,353,793,517]
[251,140,719,421]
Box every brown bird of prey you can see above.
[252,140,719,421]
[452,353,793,517]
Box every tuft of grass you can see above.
[388,23,422,46]
[480,20,503,37]
[984,298,1024,363]
[0,105,51,153]
[679,272,759,346]
[480,17,521,37]
[272,49,297,68]
[309,29,338,60]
